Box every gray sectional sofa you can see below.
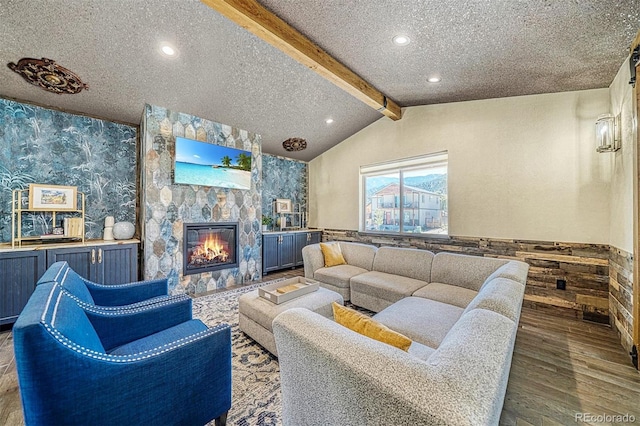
[273,241,530,426]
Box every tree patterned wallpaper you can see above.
[0,98,137,243]
[261,154,308,229]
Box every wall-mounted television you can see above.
[174,137,252,190]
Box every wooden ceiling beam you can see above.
[200,0,402,121]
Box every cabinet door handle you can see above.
[91,249,96,264]
[98,248,102,264]
[307,233,311,242]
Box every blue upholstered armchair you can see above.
[14,282,232,426]
[38,261,183,310]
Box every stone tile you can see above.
[146,219,160,241]
[160,186,172,206]
[201,204,211,220]
[151,203,167,223]
[145,255,159,277]
[152,239,166,257]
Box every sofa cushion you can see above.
[320,243,347,267]
[373,296,464,348]
[332,302,412,351]
[372,247,434,281]
[349,291,394,313]
[314,264,369,290]
[407,341,435,361]
[351,271,428,305]
[430,252,508,291]
[465,278,525,322]
[482,261,529,287]
[339,242,377,270]
[412,282,478,308]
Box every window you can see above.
[361,152,447,235]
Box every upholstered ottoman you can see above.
[239,286,343,356]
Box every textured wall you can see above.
[309,89,611,244]
[0,97,137,242]
[141,105,262,295]
[608,58,634,253]
[322,229,610,322]
[261,154,307,228]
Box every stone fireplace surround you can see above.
[141,105,263,296]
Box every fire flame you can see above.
[190,233,229,264]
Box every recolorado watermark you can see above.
[575,413,636,423]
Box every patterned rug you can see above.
[192,282,283,426]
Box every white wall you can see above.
[309,89,612,244]
[609,58,636,253]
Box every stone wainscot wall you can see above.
[322,229,610,322]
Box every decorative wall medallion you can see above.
[282,137,307,151]
[7,57,89,94]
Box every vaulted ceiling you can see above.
[1,0,639,161]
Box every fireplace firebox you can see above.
[183,222,238,275]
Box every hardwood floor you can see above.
[1,268,638,425]
[501,309,640,425]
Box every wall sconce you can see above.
[595,114,621,153]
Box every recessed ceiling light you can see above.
[325,118,334,124]
[159,43,178,57]
[427,76,441,83]
[392,35,410,46]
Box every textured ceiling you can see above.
[1,0,639,161]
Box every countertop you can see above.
[262,229,321,234]
[0,238,140,253]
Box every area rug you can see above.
[192,282,284,426]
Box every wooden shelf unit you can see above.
[11,189,86,248]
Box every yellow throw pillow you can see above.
[320,243,346,267]
[332,302,412,351]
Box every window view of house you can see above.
[362,153,448,235]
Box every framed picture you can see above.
[28,184,78,211]
[276,198,292,213]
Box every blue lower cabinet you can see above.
[279,233,296,269]
[262,233,295,273]
[99,244,138,285]
[309,232,321,244]
[0,251,46,325]
[263,231,321,274]
[46,246,94,279]
[263,234,281,273]
[1,242,139,325]
[47,243,138,284]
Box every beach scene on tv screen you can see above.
[174,137,252,190]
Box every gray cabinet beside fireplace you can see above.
[262,230,321,274]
